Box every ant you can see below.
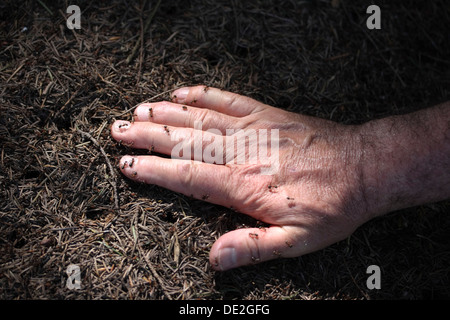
[121,161,128,170]
[249,232,259,240]
[268,185,278,192]
[148,107,153,118]
[285,241,293,248]
[163,125,170,135]
[118,123,129,129]
[182,106,188,111]
[286,196,295,200]
[203,86,209,93]
[122,140,134,147]
[201,194,209,200]
[256,221,267,231]
[131,171,137,177]
[129,158,135,168]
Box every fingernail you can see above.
[135,104,153,120]
[119,156,137,170]
[217,247,237,271]
[172,88,189,101]
[114,120,131,132]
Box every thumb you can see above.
[209,225,302,271]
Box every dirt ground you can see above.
[1,0,449,300]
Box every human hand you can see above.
[111,86,372,271]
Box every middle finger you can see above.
[111,120,227,161]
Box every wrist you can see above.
[356,120,401,219]
[356,105,450,218]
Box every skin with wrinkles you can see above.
[111,85,450,271]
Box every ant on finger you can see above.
[249,232,259,240]
[163,125,170,135]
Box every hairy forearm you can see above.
[359,101,450,218]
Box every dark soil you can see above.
[1,0,449,300]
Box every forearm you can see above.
[359,101,450,218]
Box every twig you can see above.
[54,87,81,119]
[76,127,119,211]
[117,86,185,117]
[37,0,53,15]
[138,243,173,300]
[50,227,78,232]
[6,62,25,83]
[136,1,146,84]
[126,0,161,64]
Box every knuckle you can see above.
[187,108,209,127]
[244,229,264,263]
[223,93,238,110]
[171,128,195,158]
[226,165,265,206]
[189,85,208,103]
[176,160,197,190]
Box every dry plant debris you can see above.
[0,0,449,299]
